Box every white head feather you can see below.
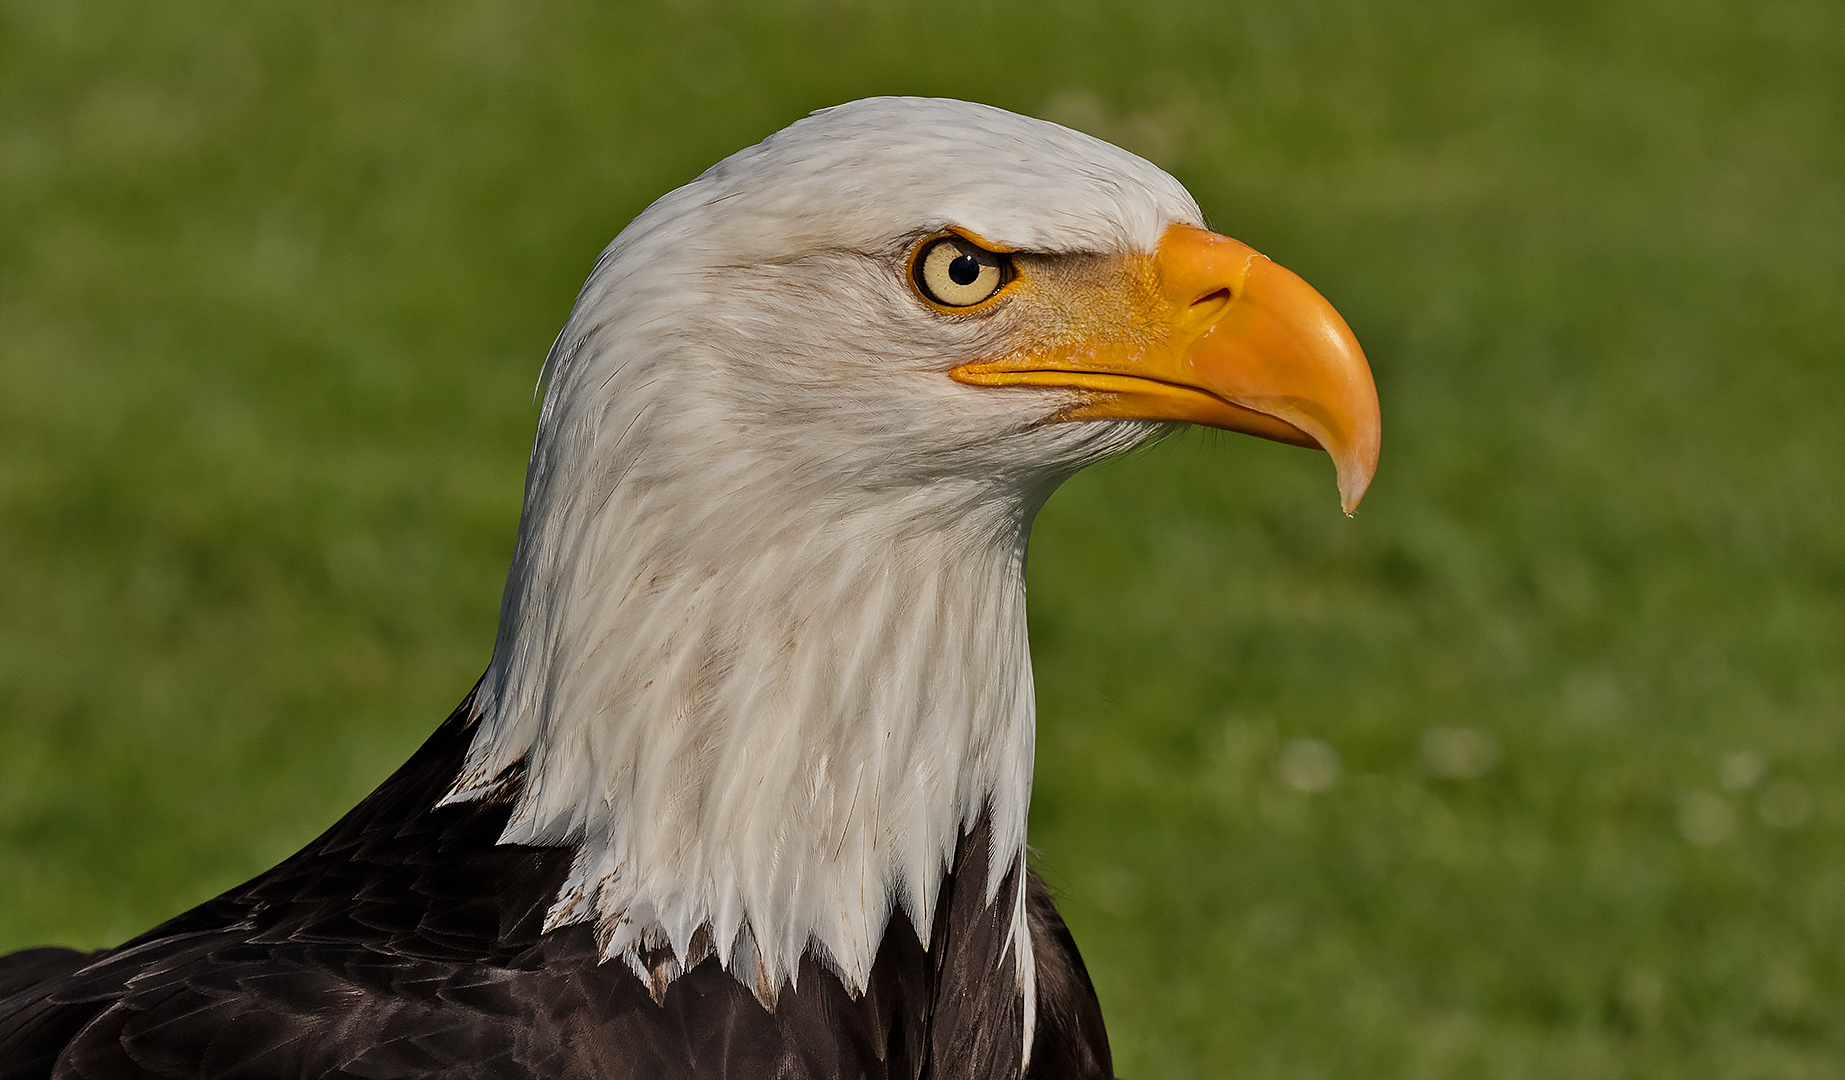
[444,98,1204,1005]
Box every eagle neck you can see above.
[446,470,1044,1004]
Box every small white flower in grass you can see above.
[1679,790,1735,845]
[1276,738,1340,793]
[1418,727,1498,779]
[1718,750,1767,792]
[1758,779,1812,829]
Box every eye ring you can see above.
[910,234,1015,310]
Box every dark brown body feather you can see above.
[0,693,1112,1079]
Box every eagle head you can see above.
[445,97,1380,1005]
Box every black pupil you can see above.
[947,252,982,286]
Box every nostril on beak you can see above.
[1181,287,1234,334]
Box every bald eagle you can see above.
[0,98,1378,1079]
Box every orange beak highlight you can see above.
[951,224,1382,513]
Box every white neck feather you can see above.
[450,472,1042,1000]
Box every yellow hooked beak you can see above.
[951,224,1382,513]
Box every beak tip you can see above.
[1333,440,1380,517]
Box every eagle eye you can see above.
[913,236,1012,309]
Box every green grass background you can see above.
[2,2,1840,1076]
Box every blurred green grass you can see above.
[1,1,1840,1076]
